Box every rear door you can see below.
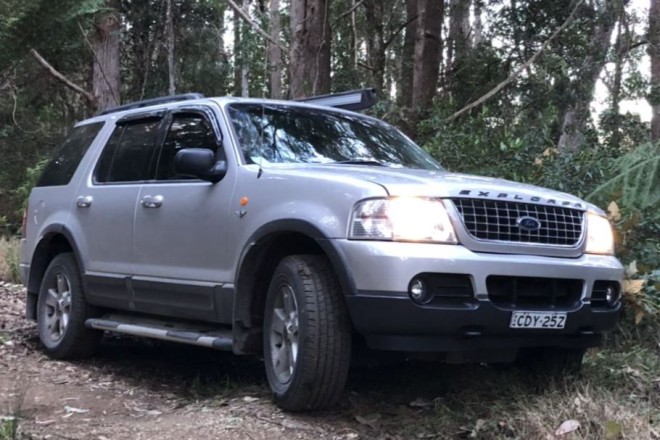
[132,106,236,322]
[73,113,165,309]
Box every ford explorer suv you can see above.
[19,90,623,411]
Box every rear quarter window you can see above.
[36,122,105,187]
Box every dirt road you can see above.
[0,283,460,440]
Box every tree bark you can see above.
[165,0,176,96]
[240,0,250,97]
[446,0,471,104]
[92,0,120,112]
[473,0,483,45]
[411,0,443,110]
[289,0,332,98]
[364,0,386,93]
[268,0,283,98]
[650,0,660,141]
[233,0,243,96]
[398,0,417,107]
[557,0,619,152]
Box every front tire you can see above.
[37,253,102,359]
[263,255,351,411]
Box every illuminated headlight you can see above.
[349,197,458,243]
[585,212,615,255]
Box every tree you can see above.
[268,0,283,98]
[557,0,620,152]
[289,0,332,98]
[651,0,660,141]
[92,0,121,111]
[398,0,417,107]
[411,0,443,111]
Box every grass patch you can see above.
[0,236,20,283]
[0,383,26,440]
[347,342,659,439]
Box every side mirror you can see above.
[174,148,227,183]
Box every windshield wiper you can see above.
[333,159,387,166]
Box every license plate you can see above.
[510,312,567,329]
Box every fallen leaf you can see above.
[409,398,434,408]
[623,279,646,296]
[555,419,580,436]
[64,405,89,414]
[534,158,543,166]
[355,413,381,430]
[625,261,638,277]
[607,201,621,221]
[604,420,622,439]
[242,396,259,403]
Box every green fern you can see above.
[587,143,660,218]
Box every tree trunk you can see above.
[557,0,619,152]
[411,0,443,110]
[473,0,483,45]
[650,0,660,141]
[233,1,243,96]
[240,0,250,97]
[398,0,417,107]
[268,0,283,98]
[364,0,386,93]
[446,0,471,104]
[289,0,332,98]
[92,0,120,112]
[165,0,176,96]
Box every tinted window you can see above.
[95,119,161,183]
[155,113,218,180]
[227,104,441,170]
[36,122,104,187]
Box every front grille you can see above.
[487,276,583,309]
[452,198,584,246]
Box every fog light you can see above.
[409,278,430,304]
[605,285,618,306]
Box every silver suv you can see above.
[19,90,623,411]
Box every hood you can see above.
[265,164,588,210]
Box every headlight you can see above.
[349,197,458,243]
[585,212,614,255]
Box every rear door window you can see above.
[95,118,162,183]
[36,122,104,187]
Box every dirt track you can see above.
[0,282,463,440]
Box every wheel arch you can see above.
[26,225,84,320]
[232,219,355,354]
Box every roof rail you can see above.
[99,93,205,116]
[295,88,377,111]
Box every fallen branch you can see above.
[30,49,96,106]
[444,0,583,122]
[226,0,286,53]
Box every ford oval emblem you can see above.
[517,216,542,231]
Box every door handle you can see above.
[76,195,93,208]
[141,195,163,208]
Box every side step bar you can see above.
[85,315,233,350]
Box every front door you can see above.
[132,107,236,322]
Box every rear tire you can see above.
[37,253,102,359]
[263,255,351,411]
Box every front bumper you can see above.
[334,239,623,353]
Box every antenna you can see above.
[256,51,269,179]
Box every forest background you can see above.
[0,0,657,352]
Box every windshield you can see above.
[226,103,442,170]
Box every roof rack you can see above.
[99,93,205,116]
[295,88,377,111]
